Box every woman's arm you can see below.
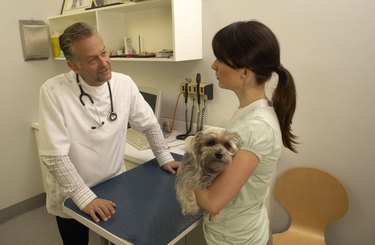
[194,150,259,214]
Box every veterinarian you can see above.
[194,20,298,245]
[38,22,180,245]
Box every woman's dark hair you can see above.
[212,20,298,152]
[59,22,97,61]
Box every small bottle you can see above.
[51,32,61,58]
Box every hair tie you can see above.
[276,64,283,74]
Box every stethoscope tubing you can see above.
[76,74,117,125]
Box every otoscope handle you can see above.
[184,83,188,104]
[196,73,201,105]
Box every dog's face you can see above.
[187,128,242,173]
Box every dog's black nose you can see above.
[215,152,223,159]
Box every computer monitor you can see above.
[138,85,162,123]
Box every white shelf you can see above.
[48,0,202,62]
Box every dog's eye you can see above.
[206,139,216,146]
[224,142,232,150]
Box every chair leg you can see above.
[267,227,273,245]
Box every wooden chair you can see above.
[272,167,349,245]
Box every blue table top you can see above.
[64,154,202,245]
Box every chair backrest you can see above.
[275,167,349,232]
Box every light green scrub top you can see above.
[203,99,282,245]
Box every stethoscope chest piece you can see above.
[108,112,117,121]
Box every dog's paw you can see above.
[208,212,222,223]
[181,200,200,216]
[182,206,200,216]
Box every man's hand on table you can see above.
[83,198,117,223]
[82,161,180,222]
[162,161,181,174]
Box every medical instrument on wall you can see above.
[195,73,203,132]
[176,74,214,139]
[176,79,194,140]
[186,82,195,135]
[199,98,206,132]
[76,74,117,129]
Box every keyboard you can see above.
[126,128,150,151]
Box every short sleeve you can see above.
[238,118,277,162]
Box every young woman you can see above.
[194,20,297,244]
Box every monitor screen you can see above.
[138,86,162,122]
[140,91,157,113]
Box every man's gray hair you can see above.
[59,22,97,61]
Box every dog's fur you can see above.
[175,128,242,221]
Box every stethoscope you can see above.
[76,74,117,129]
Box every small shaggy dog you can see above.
[175,128,242,221]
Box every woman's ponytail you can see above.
[273,65,298,152]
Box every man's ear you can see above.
[67,60,80,74]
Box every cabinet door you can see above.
[172,0,202,61]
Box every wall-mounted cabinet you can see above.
[48,0,202,62]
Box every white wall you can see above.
[0,0,67,208]
[0,0,374,244]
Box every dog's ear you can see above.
[181,151,194,164]
[193,131,204,140]
[183,135,196,152]
[230,131,243,149]
[235,132,242,148]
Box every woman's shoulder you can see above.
[229,109,282,152]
